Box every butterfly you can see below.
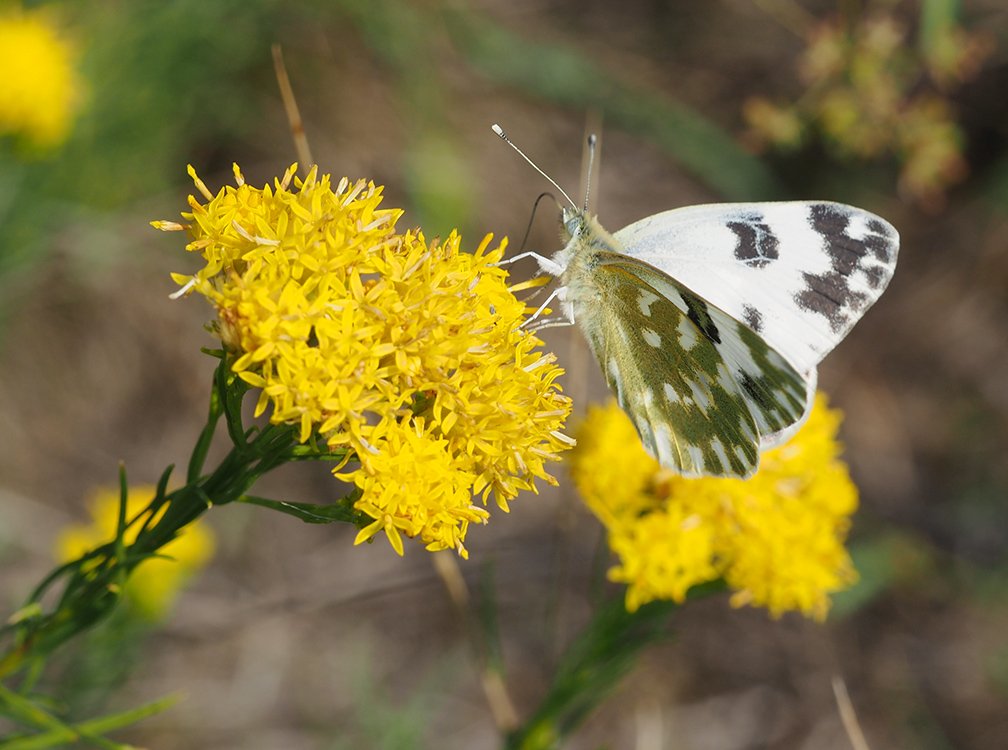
[493,124,899,478]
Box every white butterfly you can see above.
[493,125,899,478]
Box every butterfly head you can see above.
[560,206,587,243]
[491,123,605,280]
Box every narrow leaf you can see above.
[238,495,358,524]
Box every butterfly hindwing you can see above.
[601,254,815,451]
[612,201,899,374]
[574,251,812,478]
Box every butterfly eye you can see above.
[561,207,582,240]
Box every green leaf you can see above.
[0,685,179,750]
[238,495,360,525]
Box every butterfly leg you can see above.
[494,251,565,277]
[526,317,576,332]
[522,286,573,329]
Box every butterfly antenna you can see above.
[582,133,597,212]
[492,124,577,210]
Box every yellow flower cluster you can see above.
[569,395,858,620]
[57,487,215,621]
[0,8,80,148]
[744,6,990,207]
[154,165,572,558]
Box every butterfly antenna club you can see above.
[492,124,577,210]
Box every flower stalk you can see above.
[503,583,725,750]
[0,354,362,681]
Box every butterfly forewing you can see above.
[574,251,811,478]
[612,201,899,374]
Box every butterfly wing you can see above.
[571,250,813,478]
[612,202,899,374]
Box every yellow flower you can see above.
[0,8,80,148]
[570,395,858,620]
[344,418,488,559]
[56,486,215,620]
[155,164,573,557]
[567,397,657,526]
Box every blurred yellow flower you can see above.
[57,486,215,620]
[744,5,989,207]
[0,8,80,148]
[570,395,858,620]
[155,164,573,557]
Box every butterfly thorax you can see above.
[550,209,623,303]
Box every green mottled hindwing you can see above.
[571,250,812,478]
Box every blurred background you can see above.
[1,0,1007,747]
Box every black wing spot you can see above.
[809,203,850,236]
[806,204,897,309]
[741,304,763,333]
[795,270,869,332]
[811,204,897,285]
[679,290,721,343]
[826,234,868,276]
[738,372,783,430]
[728,216,780,268]
[865,218,897,263]
[864,264,887,290]
[809,203,870,277]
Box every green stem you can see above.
[186,365,224,483]
[0,358,304,678]
[503,582,726,750]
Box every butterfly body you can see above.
[540,202,897,479]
